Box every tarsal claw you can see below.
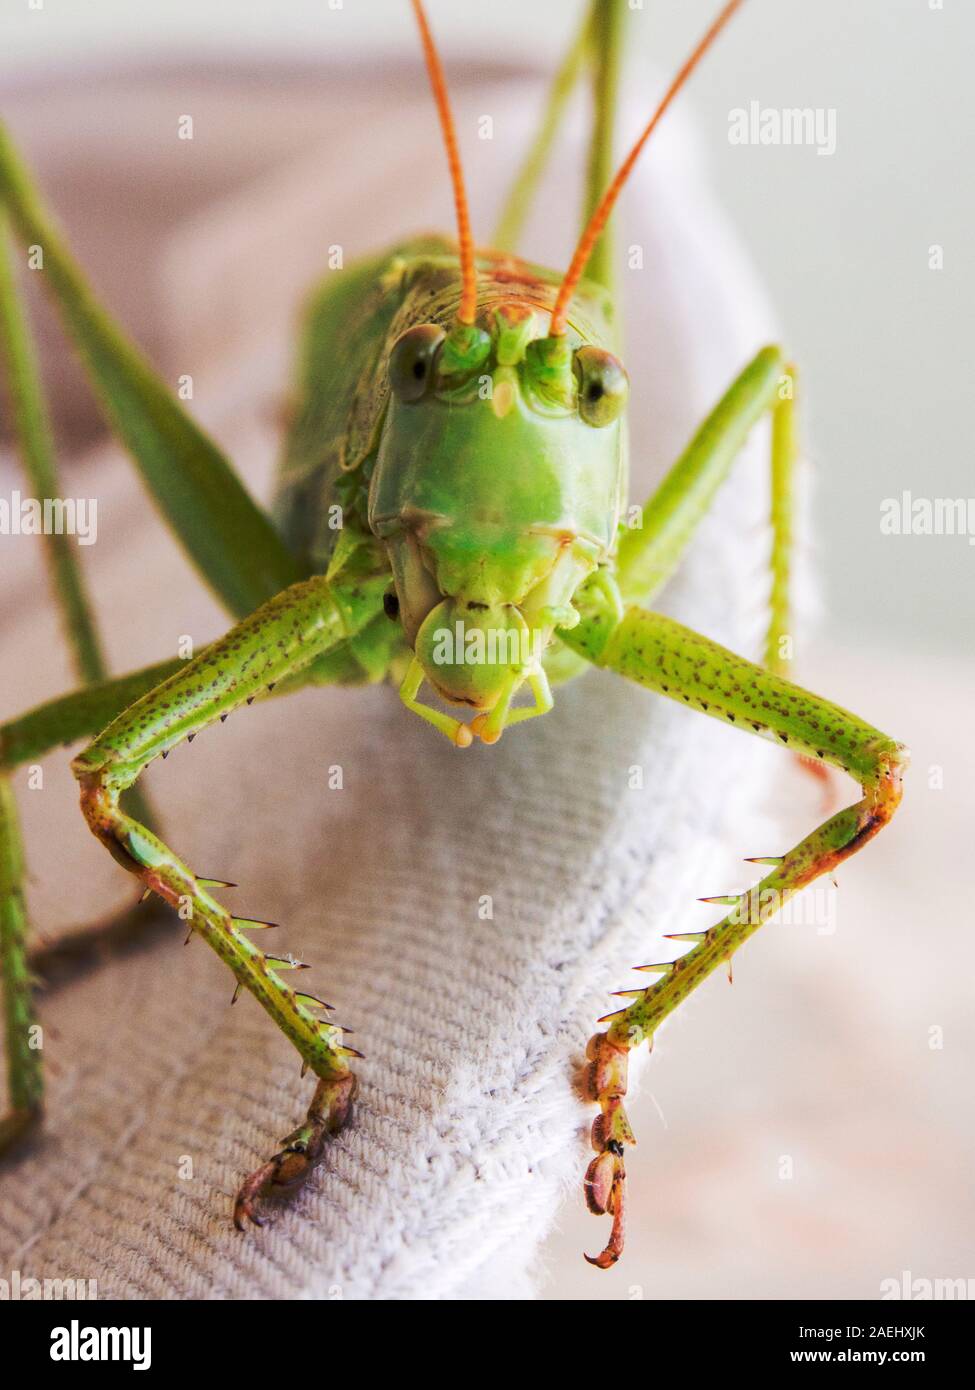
[584,1159,626,1268]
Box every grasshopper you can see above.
[0,0,906,1270]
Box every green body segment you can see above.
[371,383,621,601]
[274,236,453,569]
[276,241,621,562]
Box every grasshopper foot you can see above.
[583,1144,627,1268]
[233,1150,313,1230]
[233,1073,356,1230]
[583,1033,635,1268]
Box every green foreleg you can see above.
[71,546,388,1223]
[73,568,387,1075]
[562,595,908,1266]
[0,632,377,992]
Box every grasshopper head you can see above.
[392,0,745,751]
[368,304,627,719]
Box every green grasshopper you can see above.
[0,0,906,1270]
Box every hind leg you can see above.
[562,598,907,1266]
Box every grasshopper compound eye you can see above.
[388,323,446,402]
[574,346,629,427]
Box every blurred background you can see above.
[1,0,972,1300]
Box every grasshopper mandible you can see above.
[0,0,906,1269]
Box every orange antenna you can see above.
[549,0,745,337]
[410,0,477,325]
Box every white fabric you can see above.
[0,72,790,1299]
